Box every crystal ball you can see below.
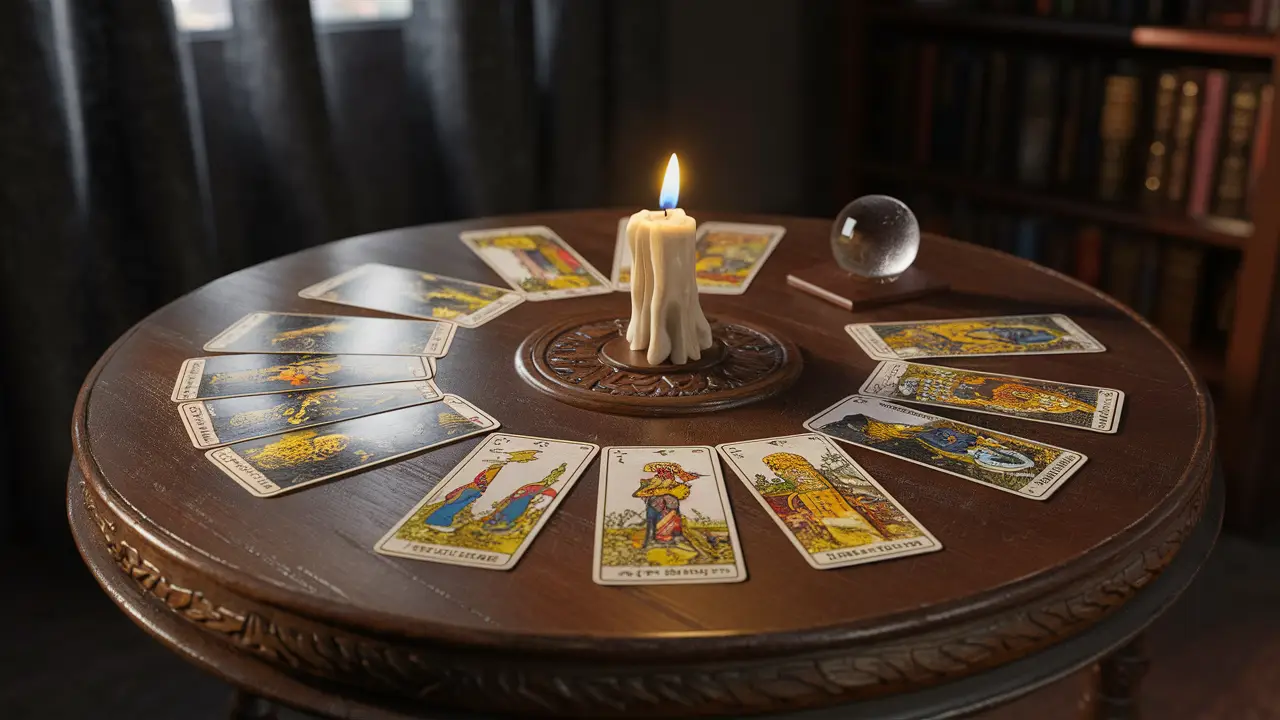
[830,195,920,282]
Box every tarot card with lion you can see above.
[718,434,940,569]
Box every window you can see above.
[170,0,412,33]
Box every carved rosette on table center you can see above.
[515,314,803,416]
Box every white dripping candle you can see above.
[624,154,713,365]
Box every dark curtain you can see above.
[0,0,846,546]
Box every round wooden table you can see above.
[68,210,1219,719]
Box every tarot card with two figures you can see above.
[376,434,598,571]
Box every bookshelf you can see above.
[846,1,1280,530]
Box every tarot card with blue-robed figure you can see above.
[804,395,1087,501]
[593,446,746,585]
[375,433,598,570]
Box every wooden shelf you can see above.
[870,6,1278,58]
[861,163,1249,249]
[1132,26,1278,58]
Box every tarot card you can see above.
[297,263,524,328]
[593,446,746,585]
[459,225,612,301]
[171,353,435,402]
[860,361,1124,434]
[375,433,599,570]
[205,312,456,357]
[717,434,941,569]
[610,217,631,291]
[845,314,1106,361]
[610,219,785,295]
[804,396,1087,500]
[179,380,443,449]
[693,222,786,295]
[206,395,498,497]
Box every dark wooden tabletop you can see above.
[70,210,1215,719]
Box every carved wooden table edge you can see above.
[67,459,1220,720]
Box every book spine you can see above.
[1056,64,1086,187]
[1187,70,1228,217]
[1185,0,1209,23]
[1269,0,1280,29]
[981,51,1011,179]
[932,48,961,170]
[1075,225,1104,286]
[1018,56,1060,187]
[1206,0,1251,26]
[1015,218,1043,262]
[960,52,987,174]
[1105,234,1143,308]
[1134,239,1162,318]
[1248,84,1274,218]
[1154,244,1205,348]
[1112,0,1138,22]
[1212,75,1262,220]
[1249,0,1268,26]
[1098,73,1141,201]
[1074,59,1108,192]
[1166,70,1205,210]
[916,43,939,166]
[1141,71,1180,211]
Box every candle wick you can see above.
[664,209,669,218]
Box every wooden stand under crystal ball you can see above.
[68,207,1217,719]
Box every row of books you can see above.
[907,193,1238,350]
[868,39,1274,226]
[902,0,1280,28]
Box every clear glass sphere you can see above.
[830,195,920,282]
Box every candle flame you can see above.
[659,153,680,210]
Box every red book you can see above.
[1187,71,1228,217]
[1074,225,1104,287]
[1249,84,1274,217]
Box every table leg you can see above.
[229,689,278,720]
[1091,635,1149,719]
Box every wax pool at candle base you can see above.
[624,208,713,366]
